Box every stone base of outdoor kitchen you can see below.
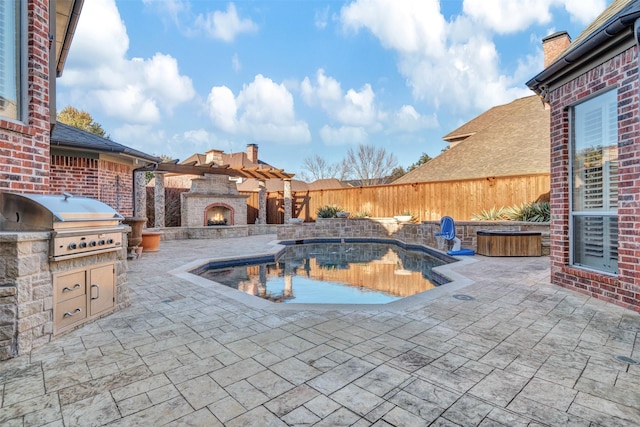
[0,231,129,360]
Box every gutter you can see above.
[527,6,640,95]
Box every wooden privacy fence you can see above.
[243,174,550,224]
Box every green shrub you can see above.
[471,206,509,221]
[316,205,343,218]
[472,202,550,222]
[352,211,371,218]
[505,201,550,222]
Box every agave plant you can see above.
[506,202,550,222]
[352,211,371,218]
[316,205,343,218]
[471,206,509,221]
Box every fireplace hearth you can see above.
[181,175,249,227]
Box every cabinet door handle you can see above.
[62,283,81,292]
[63,308,82,318]
[91,284,100,300]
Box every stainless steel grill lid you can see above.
[0,192,124,231]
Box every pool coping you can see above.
[168,238,477,312]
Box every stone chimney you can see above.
[247,144,258,164]
[542,31,571,68]
[205,149,224,166]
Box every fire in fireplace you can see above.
[206,205,232,226]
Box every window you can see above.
[570,89,618,274]
[0,0,20,120]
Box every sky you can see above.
[56,0,611,179]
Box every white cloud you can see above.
[194,3,258,41]
[301,69,384,127]
[141,0,189,26]
[112,124,167,155]
[341,0,446,55]
[390,105,438,133]
[314,6,330,29]
[319,125,368,146]
[302,68,437,137]
[339,0,606,115]
[207,86,238,133]
[561,0,607,24]
[462,0,554,34]
[207,75,311,144]
[182,128,217,144]
[232,53,242,72]
[339,0,536,113]
[462,0,606,34]
[59,0,195,125]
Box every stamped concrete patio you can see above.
[1,234,639,426]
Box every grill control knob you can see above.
[89,241,97,247]
[79,242,87,248]
[98,240,106,246]
[106,238,114,244]
[68,243,77,250]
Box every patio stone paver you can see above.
[1,234,640,425]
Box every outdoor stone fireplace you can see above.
[181,175,249,227]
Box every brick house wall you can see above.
[548,45,640,312]
[49,155,99,197]
[0,0,51,194]
[98,159,133,215]
[49,155,135,216]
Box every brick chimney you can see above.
[542,31,571,68]
[247,144,258,164]
[205,149,224,166]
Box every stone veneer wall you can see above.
[149,224,281,241]
[0,231,130,360]
[277,218,550,255]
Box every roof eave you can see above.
[527,8,640,94]
[51,139,161,163]
[56,0,84,77]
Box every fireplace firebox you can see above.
[181,175,249,227]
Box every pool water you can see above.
[195,241,451,304]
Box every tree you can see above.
[343,144,398,186]
[389,166,407,182]
[57,106,108,138]
[299,155,347,182]
[407,152,432,172]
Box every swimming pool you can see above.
[192,239,454,304]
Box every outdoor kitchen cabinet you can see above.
[53,262,116,334]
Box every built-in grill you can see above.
[0,192,124,261]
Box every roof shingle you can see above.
[394,95,549,184]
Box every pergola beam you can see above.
[137,162,295,179]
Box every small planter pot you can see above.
[123,217,147,248]
[394,215,412,222]
[140,230,163,252]
[336,212,350,218]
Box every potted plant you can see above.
[316,205,343,218]
[140,229,163,252]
